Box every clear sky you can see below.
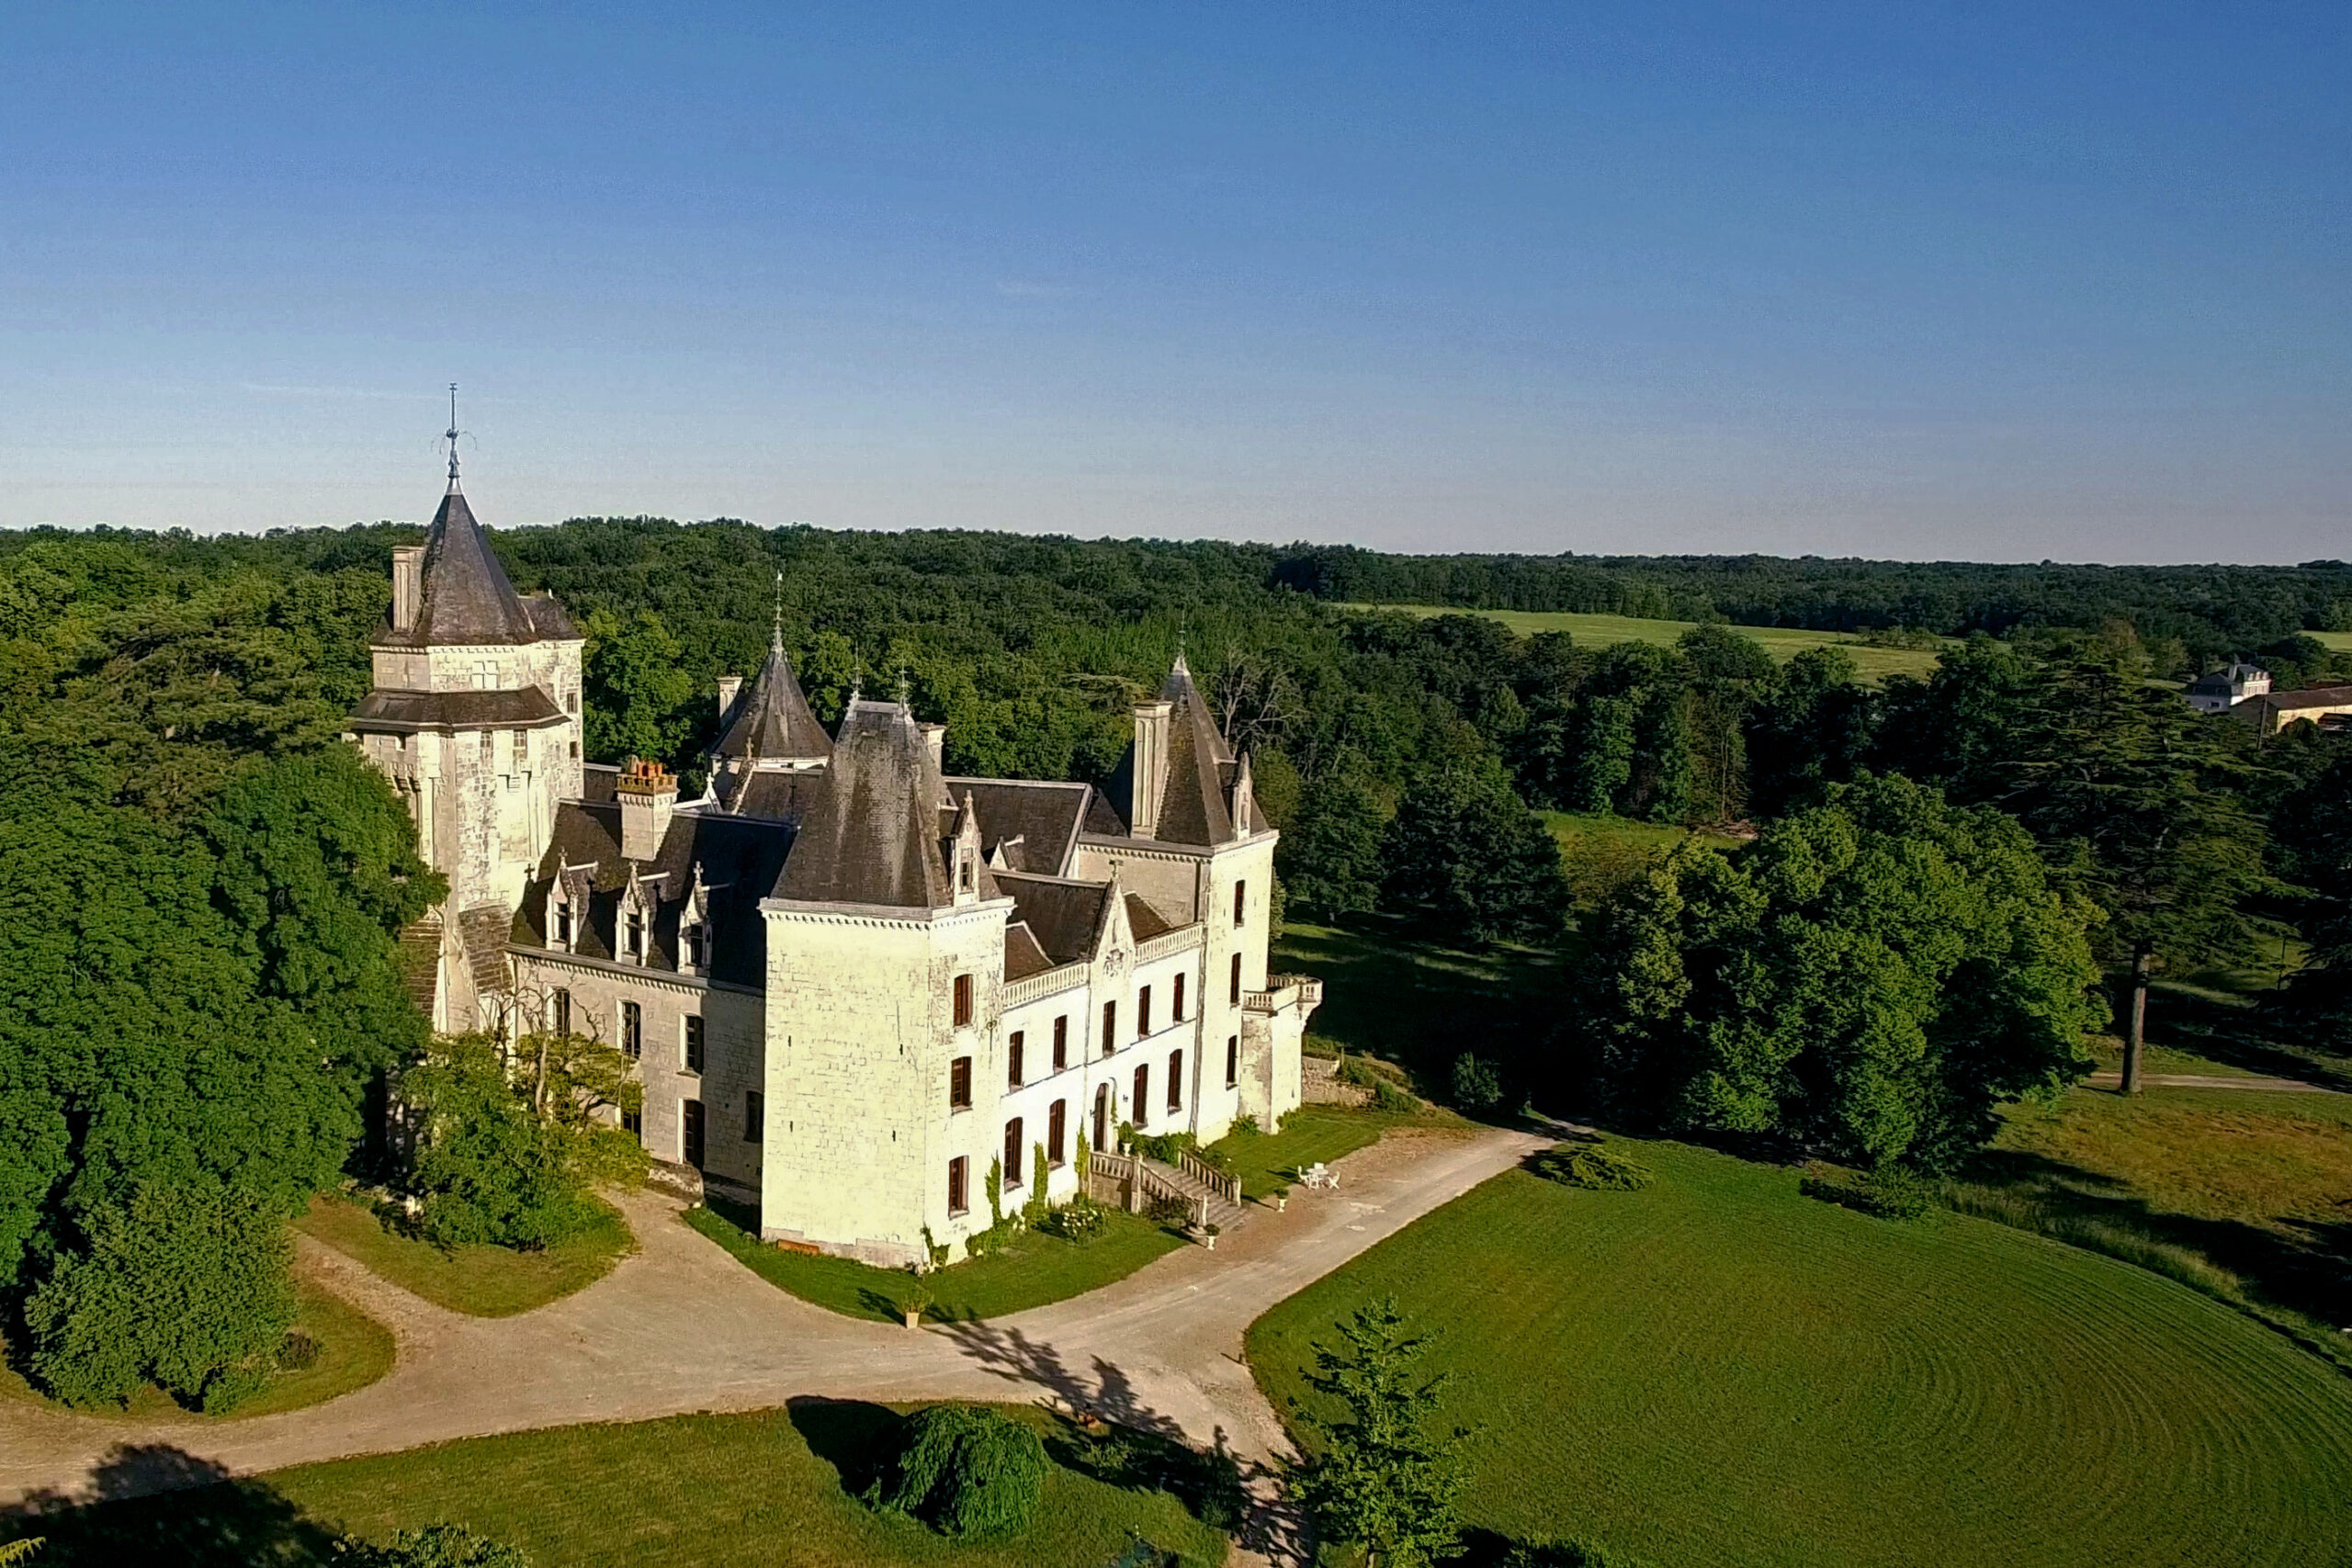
[1,3,2343,561]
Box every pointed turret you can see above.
[376,479,569,647]
[713,626,833,767]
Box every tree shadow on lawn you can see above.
[2138,981,2352,1091]
[4,1443,344,1566]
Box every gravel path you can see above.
[0,1123,1544,1565]
[2084,1071,2335,1093]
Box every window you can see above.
[959,854,975,893]
[571,739,581,760]
[1101,1000,1116,1057]
[567,689,580,714]
[1003,1118,1023,1186]
[1048,1099,1068,1165]
[947,1156,969,1215]
[1132,1064,1149,1128]
[1092,1083,1110,1150]
[1226,1034,1239,1089]
[478,729,492,758]
[1052,1014,1069,1071]
[682,923,704,968]
[1008,1031,1024,1089]
[954,973,974,1028]
[1234,880,1247,927]
[627,908,645,961]
[950,1055,973,1111]
[555,900,572,947]
[552,988,571,1037]
[511,727,528,758]
[1137,986,1152,1038]
[1172,973,1186,1021]
[622,1001,642,1060]
[684,1015,706,1075]
[621,1105,641,1137]
[1168,1050,1183,1111]
[1230,953,1243,1006]
[745,1090,763,1143]
[683,1099,706,1168]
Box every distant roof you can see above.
[773,700,958,908]
[377,484,571,648]
[2190,660,2269,693]
[713,634,833,764]
[2237,683,2352,716]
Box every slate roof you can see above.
[714,634,833,764]
[991,872,1114,964]
[1095,654,1268,846]
[350,686,568,731]
[722,768,830,821]
[774,700,959,908]
[514,801,794,988]
[1004,921,1056,980]
[943,778,1092,876]
[376,485,565,648]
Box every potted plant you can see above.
[1195,1221,1222,1252]
[1272,1183,1291,1213]
[900,1274,933,1329]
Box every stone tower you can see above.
[349,471,585,1032]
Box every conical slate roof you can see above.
[382,485,553,647]
[773,700,956,908]
[1151,652,1236,846]
[714,633,833,763]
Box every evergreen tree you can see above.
[1290,1296,1469,1568]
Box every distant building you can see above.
[351,466,1318,1265]
[2185,661,2269,715]
[2229,684,2352,736]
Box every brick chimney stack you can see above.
[616,756,677,861]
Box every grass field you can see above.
[295,1192,634,1317]
[1346,604,1950,683]
[1247,1139,2352,1568]
[1211,1105,1430,1202]
[8,1404,1232,1567]
[1274,919,1558,1093]
[685,1195,1186,1324]
[0,1277,392,1423]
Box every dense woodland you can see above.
[5,515,2352,1409]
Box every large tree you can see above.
[1381,757,1571,945]
[1578,774,2103,1168]
[1290,1296,1469,1568]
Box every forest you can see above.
[4,513,2350,1409]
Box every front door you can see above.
[683,1098,706,1168]
[1092,1084,1109,1152]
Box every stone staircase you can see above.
[1135,1150,1248,1234]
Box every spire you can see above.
[772,570,786,657]
[712,618,832,766]
[445,383,462,491]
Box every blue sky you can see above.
[1,3,2343,560]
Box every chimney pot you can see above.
[616,756,678,860]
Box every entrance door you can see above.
[683,1098,706,1168]
[1092,1084,1109,1151]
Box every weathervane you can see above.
[772,570,785,654]
[443,383,463,488]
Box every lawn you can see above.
[296,1191,634,1317]
[8,1403,1232,1567]
[1343,604,1949,683]
[1247,1138,2352,1568]
[1274,919,1558,1092]
[0,1277,392,1422]
[684,1195,1187,1324]
[1207,1105,1419,1202]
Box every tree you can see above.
[1746,647,1872,818]
[582,608,695,766]
[1380,758,1570,944]
[1577,775,2103,1168]
[879,1404,1048,1539]
[1279,769,1390,919]
[1871,637,2033,797]
[1992,640,2274,1092]
[1290,1296,1469,1568]
[339,1524,528,1568]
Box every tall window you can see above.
[682,922,704,967]
[1003,1118,1023,1187]
[1226,1034,1239,1089]
[1101,999,1116,1057]
[555,901,572,947]
[745,1090,763,1143]
[1234,880,1247,927]
[1093,1083,1110,1150]
[1172,973,1186,1021]
[627,907,645,961]
[552,988,571,1037]
[622,1001,642,1060]
[1229,953,1243,1006]
[947,1156,969,1215]
[1168,1050,1183,1111]
[1052,1014,1069,1071]
[622,1104,641,1137]
[1048,1098,1068,1165]
[950,1055,973,1111]
[1132,1064,1149,1128]
[683,1099,706,1168]
[954,973,974,1028]
[511,727,528,758]
[684,1015,706,1074]
[1137,986,1153,1038]
[1008,1030,1025,1088]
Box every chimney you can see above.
[921,723,946,773]
[718,674,743,723]
[391,546,424,633]
[615,756,677,861]
[1130,700,1171,840]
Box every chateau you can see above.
[348,471,1318,1264]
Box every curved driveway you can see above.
[0,1125,1543,1564]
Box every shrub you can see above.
[1042,1201,1105,1243]
[1371,1079,1421,1114]
[275,1328,321,1371]
[338,1522,528,1567]
[1145,1193,1194,1226]
[1800,1164,1934,1222]
[1451,1052,1505,1112]
[400,1036,622,1250]
[1531,1143,1652,1192]
[878,1404,1047,1539]
[1229,1114,1261,1137]
[1503,1539,1649,1568]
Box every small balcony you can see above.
[1244,973,1322,1015]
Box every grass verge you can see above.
[684,1196,1186,1324]
[1249,1138,2352,1568]
[6,1404,1232,1567]
[295,1191,634,1317]
[0,1276,393,1423]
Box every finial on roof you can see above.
[444,383,462,491]
[772,570,785,656]
[895,668,912,707]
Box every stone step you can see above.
[1136,1155,1247,1233]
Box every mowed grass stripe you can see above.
[1246,1140,2352,1568]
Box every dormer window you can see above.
[626,907,646,962]
[554,898,573,949]
[959,854,975,894]
[682,922,705,969]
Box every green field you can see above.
[685,1196,1186,1324]
[297,1192,635,1317]
[1247,1139,2352,1568]
[10,1404,1232,1567]
[2312,630,2352,654]
[1275,919,1558,1093]
[1213,1105,1429,1202]
[1346,604,1950,683]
